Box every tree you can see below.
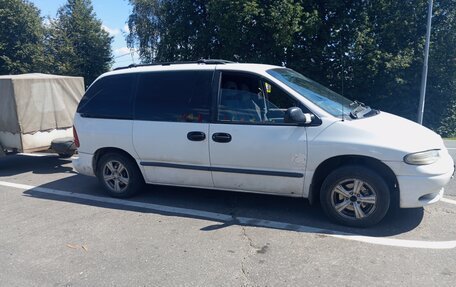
[126,0,161,63]
[48,0,113,85]
[0,0,47,74]
[429,1,456,136]
[127,0,302,64]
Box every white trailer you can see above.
[0,73,84,156]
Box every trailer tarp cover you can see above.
[0,73,84,134]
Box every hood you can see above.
[347,112,444,151]
[314,112,445,161]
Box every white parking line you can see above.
[0,180,455,250]
[19,153,55,157]
[441,197,456,205]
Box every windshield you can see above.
[267,68,354,117]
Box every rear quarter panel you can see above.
[74,114,136,158]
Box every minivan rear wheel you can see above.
[97,152,144,198]
[320,165,390,227]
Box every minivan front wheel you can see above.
[97,153,144,198]
[320,165,390,227]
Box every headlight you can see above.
[404,150,440,165]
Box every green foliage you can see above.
[0,0,113,86]
[306,0,456,131]
[127,0,302,64]
[126,0,456,135]
[438,99,456,137]
[48,0,113,85]
[0,0,47,74]
[127,0,160,63]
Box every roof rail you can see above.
[114,59,234,71]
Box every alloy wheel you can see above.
[102,160,130,193]
[330,178,377,220]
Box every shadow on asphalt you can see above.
[0,154,75,175]
[1,154,424,237]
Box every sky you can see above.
[30,0,140,69]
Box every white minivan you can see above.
[73,60,454,227]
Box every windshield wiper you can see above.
[350,100,372,119]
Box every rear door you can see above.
[132,69,215,187]
[209,71,308,196]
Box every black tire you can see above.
[96,152,144,198]
[320,165,390,228]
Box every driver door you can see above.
[209,71,308,196]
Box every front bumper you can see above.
[397,169,453,208]
[386,149,454,208]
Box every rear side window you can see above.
[77,74,135,119]
[134,71,213,122]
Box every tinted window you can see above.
[77,74,135,119]
[135,71,213,122]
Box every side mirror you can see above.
[284,107,313,125]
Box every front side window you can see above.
[135,71,213,122]
[218,72,306,124]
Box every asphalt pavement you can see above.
[0,141,455,286]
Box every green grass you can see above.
[444,137,456,140]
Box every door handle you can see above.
[187,131,206,141]
[212,132,232,143]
